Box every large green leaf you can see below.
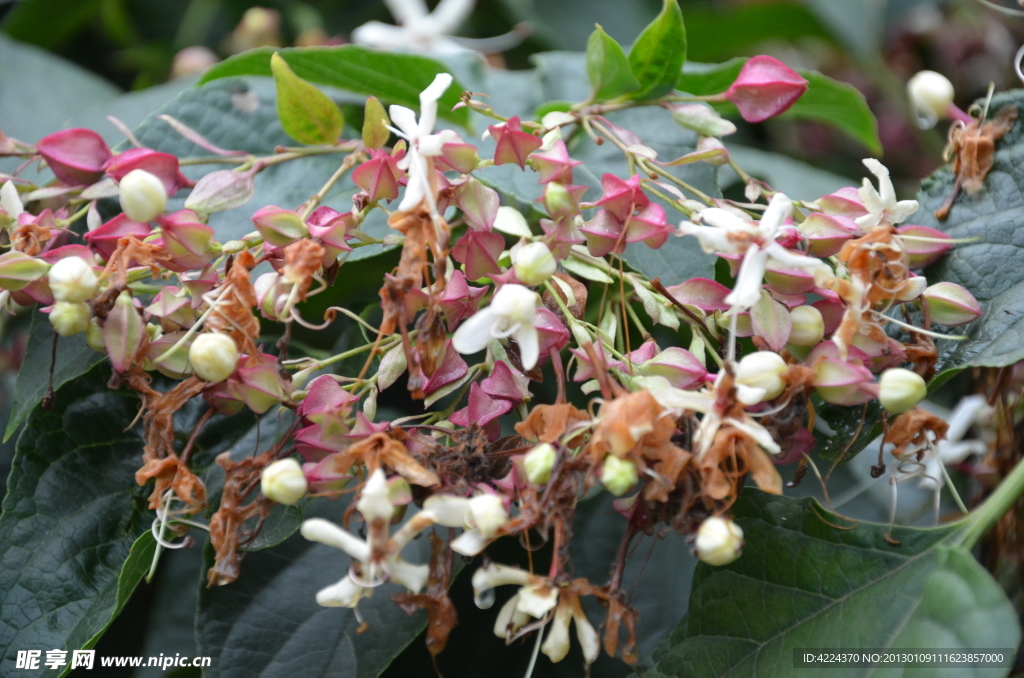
[129,78,394,261]
[197,499,437,678]
[627,0,686,101]
[722,144,853,202]
[269,52,344,146]
[682,3,833,64]
[0,366,153,678]
[813,400,882,463]
[642,490,1020,677]
[4,310,105,441]
[906,90,1024,386]
[586,25,641,102]
[196,46,468,128]
[678,58,881,154]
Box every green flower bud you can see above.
[878,368,926,414]
[788,305,824,347]
[600,455,638,496]
[735,351,788,401]
[512,241,557,286]
[523,443,557,484]
[50,301,91,336]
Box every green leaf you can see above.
[906,90,1024,386]
[723,144,853,202]
[681,3,833,63]
[270,52,344,145]
[586,25,641,102]
[0,366,154,677]
[2,0,103,51]
[678,59,881,154]
[129,78,395,262]
[627,0,686,100]
[362,96,391,150]
[642,490,1020,677]
[4,310,105,441]
[197,500,437,678]
[196,46,469,128]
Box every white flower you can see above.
[0,181,24,221]
[300,469,437,612]
[352,0,475,53]
[452,283,541,369]
[387,73,455,213]
[540,597,600,664]
[734,351,788,402]
[679,193,826,313]
[423,492,509,556]
[921,395,991,489]
[352,0,524,55]
[878,367,926,414]
[49,301,91,336]
[856,159,919,230]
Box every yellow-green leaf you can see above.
[628,0,686,100]
[362,95,390,150]
[270,52,343,145]
[586,25,640,103]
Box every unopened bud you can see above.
[724,55,808,123]
[261,458,308,505]
[512,241,556,286]
[907,70,954,129]
[735,351,788,401]
[600,455,638,496]
[188,332,239,383]
[119,169,167,222]
[788,305,824,347]
[922,282,982,326]
[86,317,105,352]
[47,256,97,302]
[50,301,91,336]
[878,368,926,414]
[468,494,508,539]
[523,443,557,484]
[694,516,744,566]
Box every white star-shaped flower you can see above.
[856,158,919,229]
[452,284,541,369]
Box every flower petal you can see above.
[452,307,499,355]
[300,518,370,561]
[513,323,540,370]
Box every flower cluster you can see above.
[0,56,984,671]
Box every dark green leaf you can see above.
[627,0,686,100]
[0,366,154,677]
[682,3,833,63]
[813,400,882,463]
[1,1,104,58]
[5,310,105,441]
[642,490,1020,677]
[722,144,853,201]
[196,46,468,128]
[586,25,641,102]
[907,90,1024,386]
[197,500,436,678]
[678,59,881,153]
[130,79,394,262]
[270,52,344,145]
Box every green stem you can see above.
[956,458,1024,549]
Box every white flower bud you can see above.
[878,367,926,414]
[47,256,97,302]
[694,516,744,566]
[735,351,788,401]
[489,283,538,325]
[512,242,557,286]
[50,301,91,336]
[356,468,394,522]
[523,443,557,484]
[788,305,824,347]
[261,458,308,505]
[467,493,508,539]
[907,70,954,129]
[188,332,239,383]
[118,169,167,222]
[600,455,638,496]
